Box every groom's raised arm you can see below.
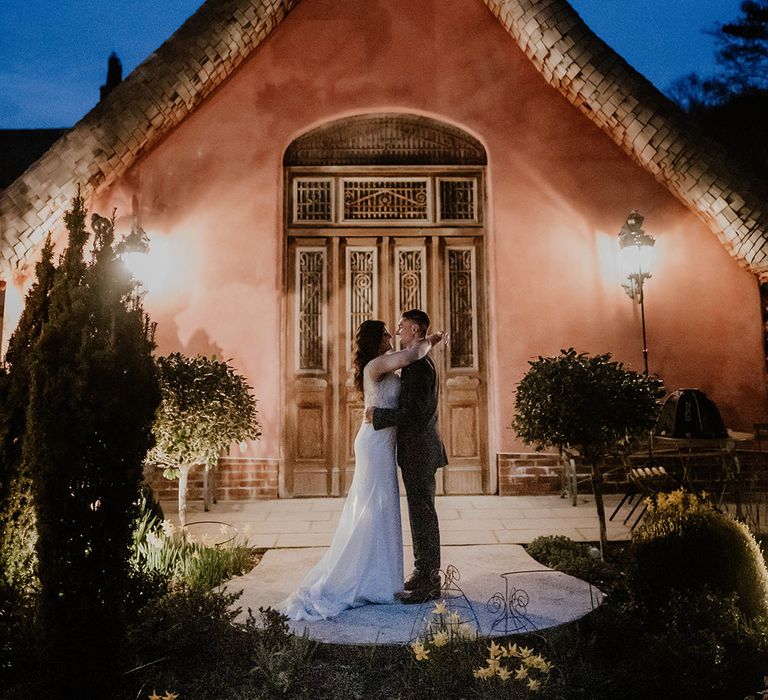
[372,360,435,430]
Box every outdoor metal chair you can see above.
[609,463,675,530]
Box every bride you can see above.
[281,320,443,621]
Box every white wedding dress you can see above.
[281,366,404,621]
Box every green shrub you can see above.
[121,586,248,698]
[526,535,621,588]
[633,490,768,621]
[131,496,256,590]
[247,607,317,697]
[0,580,37,690]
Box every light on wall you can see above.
[117,218,150,284]
[618,210,656,374]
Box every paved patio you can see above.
[160,494,630,644]
[162,493,632,548]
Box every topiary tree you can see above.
[146,353,261,527]
[512,348,664,557]
[22,193,159,695]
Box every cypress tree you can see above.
[25,193,159,694]
[0,235,56,588]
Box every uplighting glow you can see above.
[122,234,181,298]
[619,239,657,281]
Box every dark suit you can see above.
[373,354,447,579]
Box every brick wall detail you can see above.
[497,452,563,495]
[147,457,279,501]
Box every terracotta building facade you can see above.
[1,0,767,499]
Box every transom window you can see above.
[290,172,482,227]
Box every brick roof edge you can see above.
[483,0,768,280]
[0,0,297,272]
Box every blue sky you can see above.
[0,0,745,129]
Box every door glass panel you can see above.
[296,247,326,370]
[346,246,378,366]
[396,247,426,320]
[447,247,476,369]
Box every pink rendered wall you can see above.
[95,0,767,463]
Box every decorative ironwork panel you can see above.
[284,113,487,166]
[294,179,333,223]
[297,249,325,370]
[448,248,475,368]
[347,247,378,363]
[397,248,425,317]
[439,178,477,221]
[342,179,430,222]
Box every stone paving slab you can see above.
[163,494,632,546]
[228,544,603,645]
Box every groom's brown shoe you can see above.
[404,570,441,591]
[397,584,441,605]
[403,571,426,591]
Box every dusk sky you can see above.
[0,0,746,130]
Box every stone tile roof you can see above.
[0,0,297,271]
[483,0,768,277]
[1,0,767,279]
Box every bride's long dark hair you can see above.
[353,320,386,393]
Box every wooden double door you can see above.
[283,232,489,497]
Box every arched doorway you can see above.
[282,113,489,497]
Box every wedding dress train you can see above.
[281,367,403,621]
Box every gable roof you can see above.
[1,0,767,279]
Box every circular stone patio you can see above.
[228,544,603,645]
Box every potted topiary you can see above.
[512,348,664,557]
[146,353,261,528]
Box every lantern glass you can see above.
[620,237,656,280]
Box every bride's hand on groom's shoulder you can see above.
[427,331,448,347]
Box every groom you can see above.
[364,309,448,604]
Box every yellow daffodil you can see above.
[515,665,529,680]
[529,655,552,672]
[411,641,430,661]
[473,667,493,680]
[497,666,512,681]
[527,677,541,691]
[148,692,162,700]
[505,642,519,657]
[518,645,533,658]
[488,640,503,659]
[486,658,500,672]
[433,600,447,615]
[432,631,449,647]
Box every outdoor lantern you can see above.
[117,218,151,287]
[618,210,656,300]
[618,210,656,374]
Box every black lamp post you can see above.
[618,210,656,375]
